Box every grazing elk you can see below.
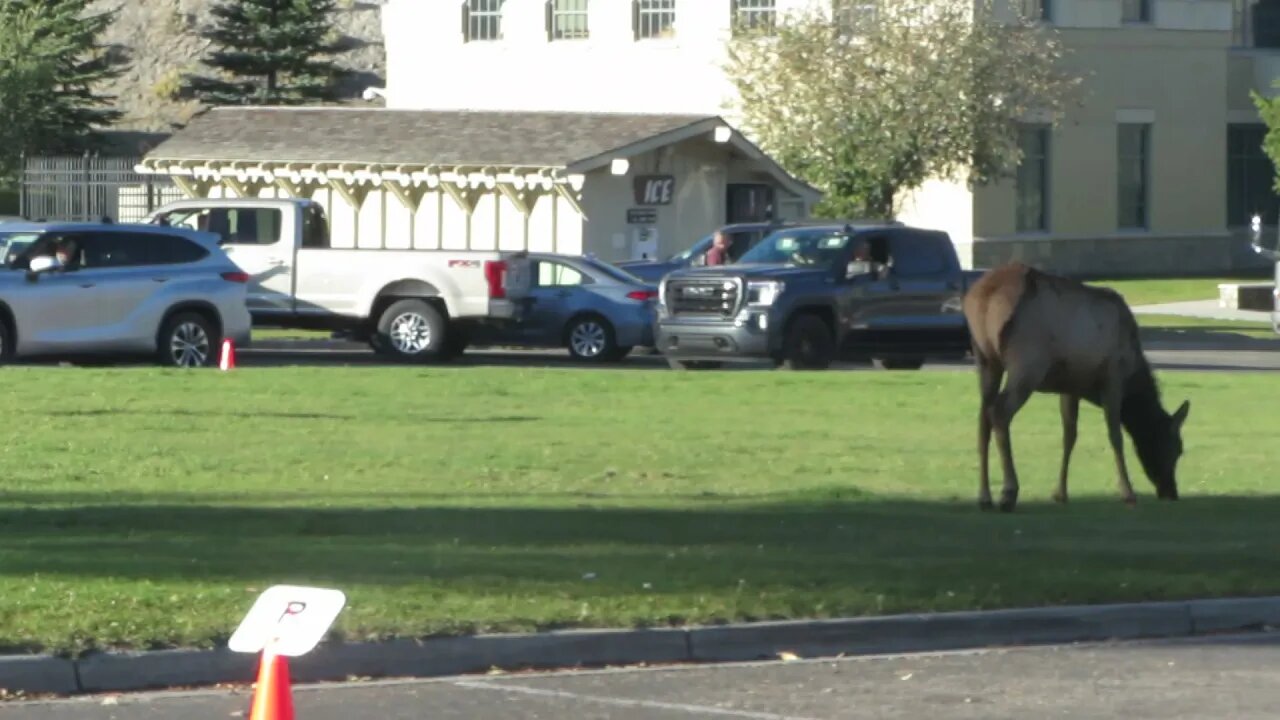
[962,263,1190,512]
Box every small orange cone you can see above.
[219,338,236,371]
[247,650,294,720]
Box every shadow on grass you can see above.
[36,409,540,423]
[1,491,1278,651]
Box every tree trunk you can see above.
[870,183,896,220]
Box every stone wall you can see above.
[90,0,386,134]
[969,230,1277,279]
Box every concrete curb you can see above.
[4,595,1280,697]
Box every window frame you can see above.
[731,0,776,35]
[1117,122,1151,230]
[1121,0,1150,23]
[464,0,505,42]
[1015,124,1051,234]
[1226,123,1280,228]
[633,0,676,40]
[547,0,589,40]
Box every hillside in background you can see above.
[90,0,386,138]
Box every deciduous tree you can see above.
[724,0,1082,218]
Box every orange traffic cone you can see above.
[219,338,236,371]
[247,650,294,720]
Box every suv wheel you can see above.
[0,320,12,365]
[158,312,219,368]
[779,315,835,370]
[375,299,447,362]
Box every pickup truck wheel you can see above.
[779,315,835,370]
[874,357,925,370]
[376,299,447,362]
[566,315,618,362]
[157,312,219,368]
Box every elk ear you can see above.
[1172,400,1190,429]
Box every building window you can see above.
[1227,124,1280,226]
[733,0,776,33]
[633,0,676,39]
[548,0,589,40]
[1121,0,1149,23]
[1016,125,1050,233]
[833,0,878,32]
[1019,0,1050,21]
[1117,123,1150,230]
[464,0,505,42]
[1234,0,1280,48]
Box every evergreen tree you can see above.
[183,0,355,105]
[0,0,126,181]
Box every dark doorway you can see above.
[726,183,775,224]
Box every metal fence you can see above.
[20,154,185,223]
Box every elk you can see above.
[962,263,1190,512]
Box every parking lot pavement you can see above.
[235,341,1280,373]
[7,631,1280,719]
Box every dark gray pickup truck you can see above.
[654,221,984,370]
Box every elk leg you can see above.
[1054,395,1079,504]
[991,376,1035,513]
[1103,387,1138,507]
[976,360,1004,511]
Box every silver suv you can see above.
[0,221,252,367]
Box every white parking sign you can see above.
[228,585,347,657]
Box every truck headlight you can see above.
[747,280,784,306]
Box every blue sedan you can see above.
[465,252,658,362]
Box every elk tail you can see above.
[996,266,1039,356]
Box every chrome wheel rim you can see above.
[570,321,607,358]
[170,322,210,367]
[390,312,432,354]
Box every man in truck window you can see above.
[704,231,731,266]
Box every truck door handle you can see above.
[267,259,285,267]
[152,277,169,283]
[79,283,95,289]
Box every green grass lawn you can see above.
[1137,314,1278,341]
[0,366,1276,657]
[1092,275,1271,307]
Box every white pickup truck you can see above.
[145,197,533,361]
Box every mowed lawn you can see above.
[0,365,1277,656]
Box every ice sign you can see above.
[228,585,347,657]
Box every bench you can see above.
[1218,283,1277,311]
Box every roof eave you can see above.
[565,120,823,203]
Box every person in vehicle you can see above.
[704,231,732,266]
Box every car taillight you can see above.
[485,260,507,299]
[627,290,658,301]
[221,271,250,283]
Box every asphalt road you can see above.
[7,631,1279,719]
[232,339,1280,373]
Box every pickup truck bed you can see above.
[147,197,534,361]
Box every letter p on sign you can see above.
[229,585,347,658]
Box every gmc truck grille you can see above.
[666,278,742,318]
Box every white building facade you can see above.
[380,0,1280,275]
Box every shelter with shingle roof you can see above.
[134,106,822,259]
